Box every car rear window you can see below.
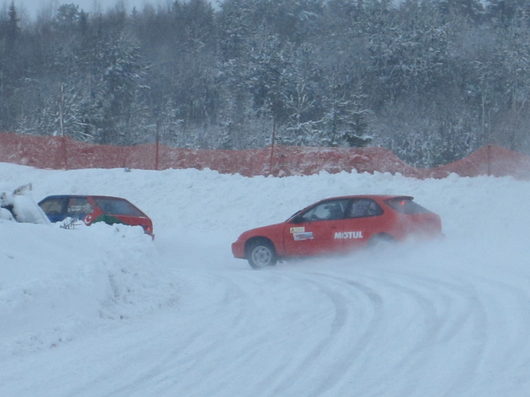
[386,198,431,214]
[94,198,144,216]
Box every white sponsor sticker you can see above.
[293,232,314,241]
[334,231,364,239]
[290,226,305,234]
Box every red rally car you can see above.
[38,195,154,236]
[232,195,442,269]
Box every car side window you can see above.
[66,197,93,219]
[94,198,143,216]
[347,199,383,218]
[40,198,64,215]
[299,199,348,222]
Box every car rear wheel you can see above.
[368,233,395,248]
[247,239,277,269]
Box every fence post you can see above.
[62,135,68,169]
[155,121,161,170]
[269,118,276,176]
[487,144,491,176]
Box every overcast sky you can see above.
[4,0,175,20]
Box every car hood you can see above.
[236,222,285,240]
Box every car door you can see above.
[338,198,386,251]
[283,199,350,256]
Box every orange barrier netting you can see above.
[1,132,530,179]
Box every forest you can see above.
[0,0,529,166]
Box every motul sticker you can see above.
[290,226,305,234]
[293,232,314,241]
[334,231,363,239]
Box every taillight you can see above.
[144,223,154,238]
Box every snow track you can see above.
[7,249,530,397]
[2,165,530,396]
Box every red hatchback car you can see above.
[38,195,154,236]
[232,195,441,269]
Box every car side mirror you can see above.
[290,214,304,224]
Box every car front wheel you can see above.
[247,239,277,269]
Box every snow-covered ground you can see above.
[1,162,530,397]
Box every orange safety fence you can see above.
[1,132,530,179]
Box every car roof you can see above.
[40,194,126,200]
[318,194,413,202]
[38,195,129,204]
[286,195,415,220]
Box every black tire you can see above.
[247,239,277,269]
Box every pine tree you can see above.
[0,1,21,130]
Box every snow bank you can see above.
[0,220,173,356]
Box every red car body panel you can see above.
[232,195,441,261]
[39,195,154,236]
[83,197,154,235]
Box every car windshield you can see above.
[386,198,431,214]
[94,198,144,216]
[40,198,64,216]
[287,209,302,221]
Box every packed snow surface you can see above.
[1,162,530,397]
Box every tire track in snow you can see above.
[363,273,489,397]
[98,272,257,397]
[250,264,492,397]
[89,269,336,397]
[259,271,384,397]
[122,263,530,397]
[7,257,530,397]
[303,271,451,397]
[328,262,530,397]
